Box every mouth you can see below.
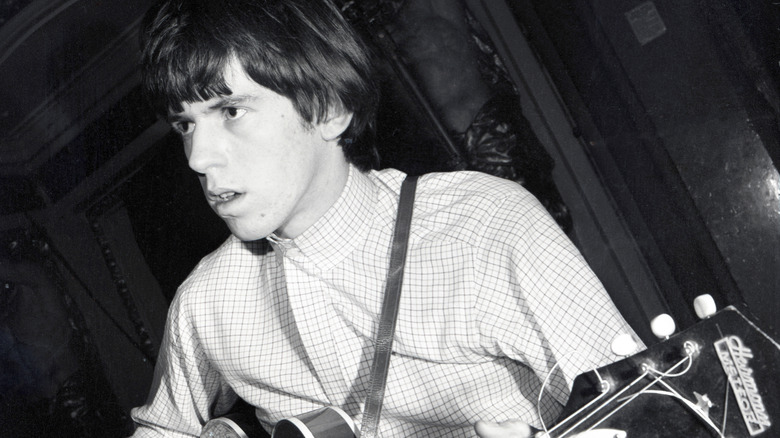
[208,189,242,204]
[217,191,238,201]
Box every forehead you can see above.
[168,58,274,116]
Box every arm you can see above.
[131,293,237,437]
[473,184,641,431]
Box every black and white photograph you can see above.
[1,1,779,437]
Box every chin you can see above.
[225,221,273,242]
[232,229,271,242]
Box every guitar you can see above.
[541,305,779,437]
[200,405,356,438]
[203,305,780,438]
[271,406,357,438]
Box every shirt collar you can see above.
[268,164,376,270]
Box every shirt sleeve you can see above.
[474,185,642,407]
[130,292,237,437]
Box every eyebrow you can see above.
[166,94,256,123]
[207,94,255,110]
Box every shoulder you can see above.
[371,169,548,245]
[370,168,533,203]
[163,236,275,347]
[418,170,538,213]
[172,236,272,313]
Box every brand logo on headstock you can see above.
[714,336,771,435]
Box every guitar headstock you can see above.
[547,300,780,437]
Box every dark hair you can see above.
[140,0,379,170]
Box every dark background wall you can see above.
[509,0,780,337]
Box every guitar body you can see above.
[201,402,270,438]
[548,306,779,437]
[200,405,356,438]
[271,406,357,438]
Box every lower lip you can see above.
[212,194,243,214]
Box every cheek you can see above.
[231,118,322,187]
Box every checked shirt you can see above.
[131,166,640,437]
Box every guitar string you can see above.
[552,371,649,438]
[645,358,693,378]
[539,341,724,438]
[580,355,693,434]
[537,352,570,434]
[639,389,723,436]
[641,355,724,435]
[537,351,652,437]
[641,380,724,437]
[537,353,610,436]
[536,355,610,436]
[551,352,693,437]
[638,351,727,437]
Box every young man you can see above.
[131,0,641,436]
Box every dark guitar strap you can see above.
[359,174,419,438]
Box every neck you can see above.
[275,154,351,239]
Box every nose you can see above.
[185,123,225,174]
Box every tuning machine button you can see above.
[650,313,676,340]
[610,333,639,357]
[693,294,717,319]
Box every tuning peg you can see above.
[693,294,717,319]
[610,333,639,357]
[650,313,676,340]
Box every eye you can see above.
[171,120,194,135]
[224,107,247,120]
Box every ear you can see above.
[319,110,353,142]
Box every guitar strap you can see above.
[359,174,419,438]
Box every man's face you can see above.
[167,59,349,241]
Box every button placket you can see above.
[281,251,351,406]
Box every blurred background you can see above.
[1,0,779,436]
